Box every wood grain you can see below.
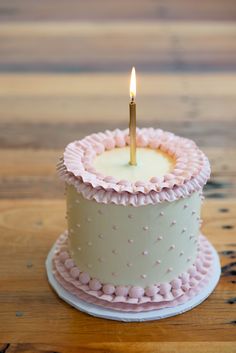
[0,342,236,353]
[0,22,235,72]
[0,74,235,123]
[0,0,235,22]
[0,0,236,351]
[1,121,236,149]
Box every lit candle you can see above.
[129,67,137,166]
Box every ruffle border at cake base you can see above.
[46,232,220,316]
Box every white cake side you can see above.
[67,184,201,287]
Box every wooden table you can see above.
[0,1,236,352]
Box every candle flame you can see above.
[129,67,136,100]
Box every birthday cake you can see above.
[52,127,215,312]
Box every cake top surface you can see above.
[58,128,210,206]
[93,147,174,182]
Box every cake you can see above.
[52,127,216,313]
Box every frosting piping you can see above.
[52,232,213,307]
[57,128,210,206]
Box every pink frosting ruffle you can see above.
[54,268,214,312]
[57,128,210,206]
[52,232,214,310]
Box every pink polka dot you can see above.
[98,257,105,263]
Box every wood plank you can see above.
[0,176,63,199]
[0,22,235,72]
[0,199,235,344]
[1,21,236,37]
[1,73,236,97]
[0,73,235,124]
[0,120,235,149]
[0,0,235,22]
[0,95,235,123]
[0,150,59,177]
[0,342,236,353]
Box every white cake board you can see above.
[46,239,221,322]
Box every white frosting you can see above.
[67,184,201,287]
[93,147,174,182]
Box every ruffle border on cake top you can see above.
[57,128,210,206]
[52,232,214,311]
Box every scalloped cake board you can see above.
[46,237,221,322]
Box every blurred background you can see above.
[0,0,235,200]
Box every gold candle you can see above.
[129,67,137,166]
